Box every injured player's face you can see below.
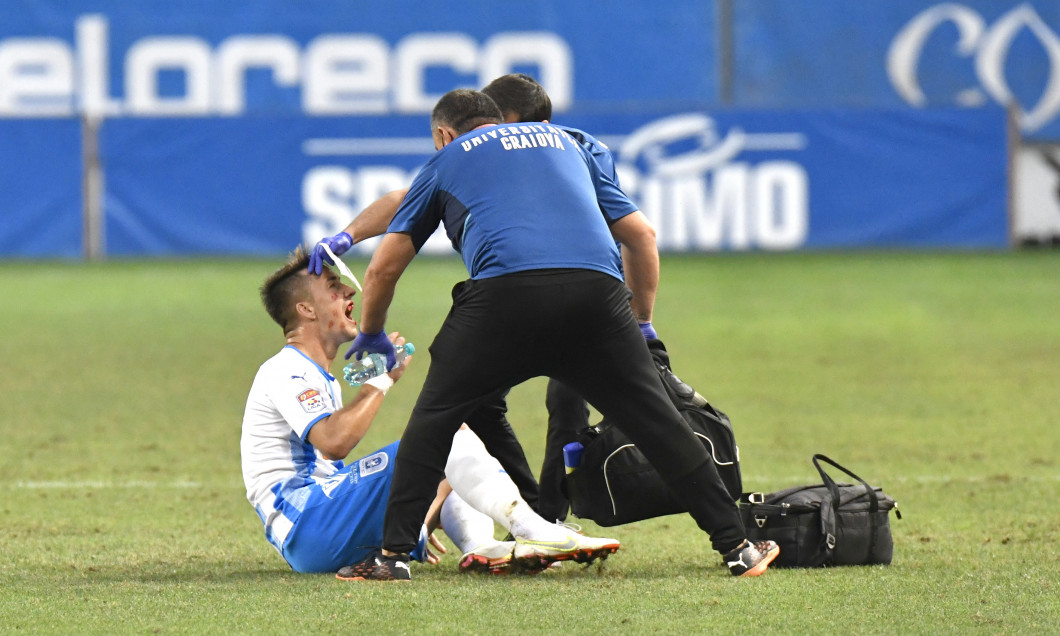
[308,268,359,341]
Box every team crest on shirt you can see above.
[359,451,389,478]
[296,388,325,413]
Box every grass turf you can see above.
[0,251,1057,634]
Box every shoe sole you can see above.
[511,543,620,574]
[738,545,780,578]
[458,553,512,575]
[334,573,410,582]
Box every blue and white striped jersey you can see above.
[240,346,344,535]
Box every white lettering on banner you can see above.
[0,15,573,117]
[0,39,73,115]
[888,3,1060,133]
[217,35,301,115]
[300,115,809,253]
[616,114,809,251]
[300,164,453,255]
[302,165,409,246]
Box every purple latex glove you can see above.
[638,321,658,340]
[345,329,396,369]
[308,231,353,275]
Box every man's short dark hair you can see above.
[482,73,552,123]
[431,89,503,136]
[260,245,312,333]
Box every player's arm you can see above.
[346,168,440,363]
[308,334,411,460]
[609,211,659,324]
[343,188,408,244]
[358,232,418,334]
[422,479,453,564]
[307,188,408,275]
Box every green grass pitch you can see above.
[1,251,1057,634]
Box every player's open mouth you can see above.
[345,302,354,319]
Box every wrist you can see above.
[638,321,658,339]
[356,327,386,342]
[364,374,394,395]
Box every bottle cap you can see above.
[562,441,584,473]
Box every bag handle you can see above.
[812,454,879,513]
[812,454,881,563]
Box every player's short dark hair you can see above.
[482,73,552,123]
[260,245,312,334]
[431,89,503,136]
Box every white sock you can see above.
[445,427,568,543]
[439,491,498,555]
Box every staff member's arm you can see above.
[309,334,411,460]
[345,189,408,243]
[346,232,419,362]
[610,211,659,325]
[308,188,409,275]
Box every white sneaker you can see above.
[511,528,620,573]
[458,540,516,575]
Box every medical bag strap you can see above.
[812,454,880,561]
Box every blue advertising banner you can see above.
[101,106,1008,255]
[732,1,1060,140]
[585,108,1009,250]
[0,1,1023,257]
[1,0,1053,137]
[0,120,82,258]
[102,115,432,256]
[0,0,717,119]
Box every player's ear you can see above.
[295,301,315,320]
[434,125,456,150]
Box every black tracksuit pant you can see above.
[461,389,541,511]
[382,269,745,555]
[537,378,588,522]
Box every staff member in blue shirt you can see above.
[338,89,779,580]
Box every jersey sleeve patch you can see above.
[296,388,326,413]
[358,450,389,478]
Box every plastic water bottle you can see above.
[563,441,584,474]
[343,343,415,386]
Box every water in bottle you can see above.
[343,343,415,386]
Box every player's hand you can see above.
[638,321,658,340]
[345,328,396,369]
[424,531,447,565]
[307,231,353,275]
[386,332,411,381]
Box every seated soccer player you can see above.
[240,246,620,578]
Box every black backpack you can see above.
[565,339,743,526]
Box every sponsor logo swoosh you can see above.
[517,537,579,551]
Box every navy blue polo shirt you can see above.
[387,122,638,280]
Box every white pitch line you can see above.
[15,480,203,489]
[743,473,1060,488]
[14,474,1057,491]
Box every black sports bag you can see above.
[565,339,742,526]
[739,454,901,567]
